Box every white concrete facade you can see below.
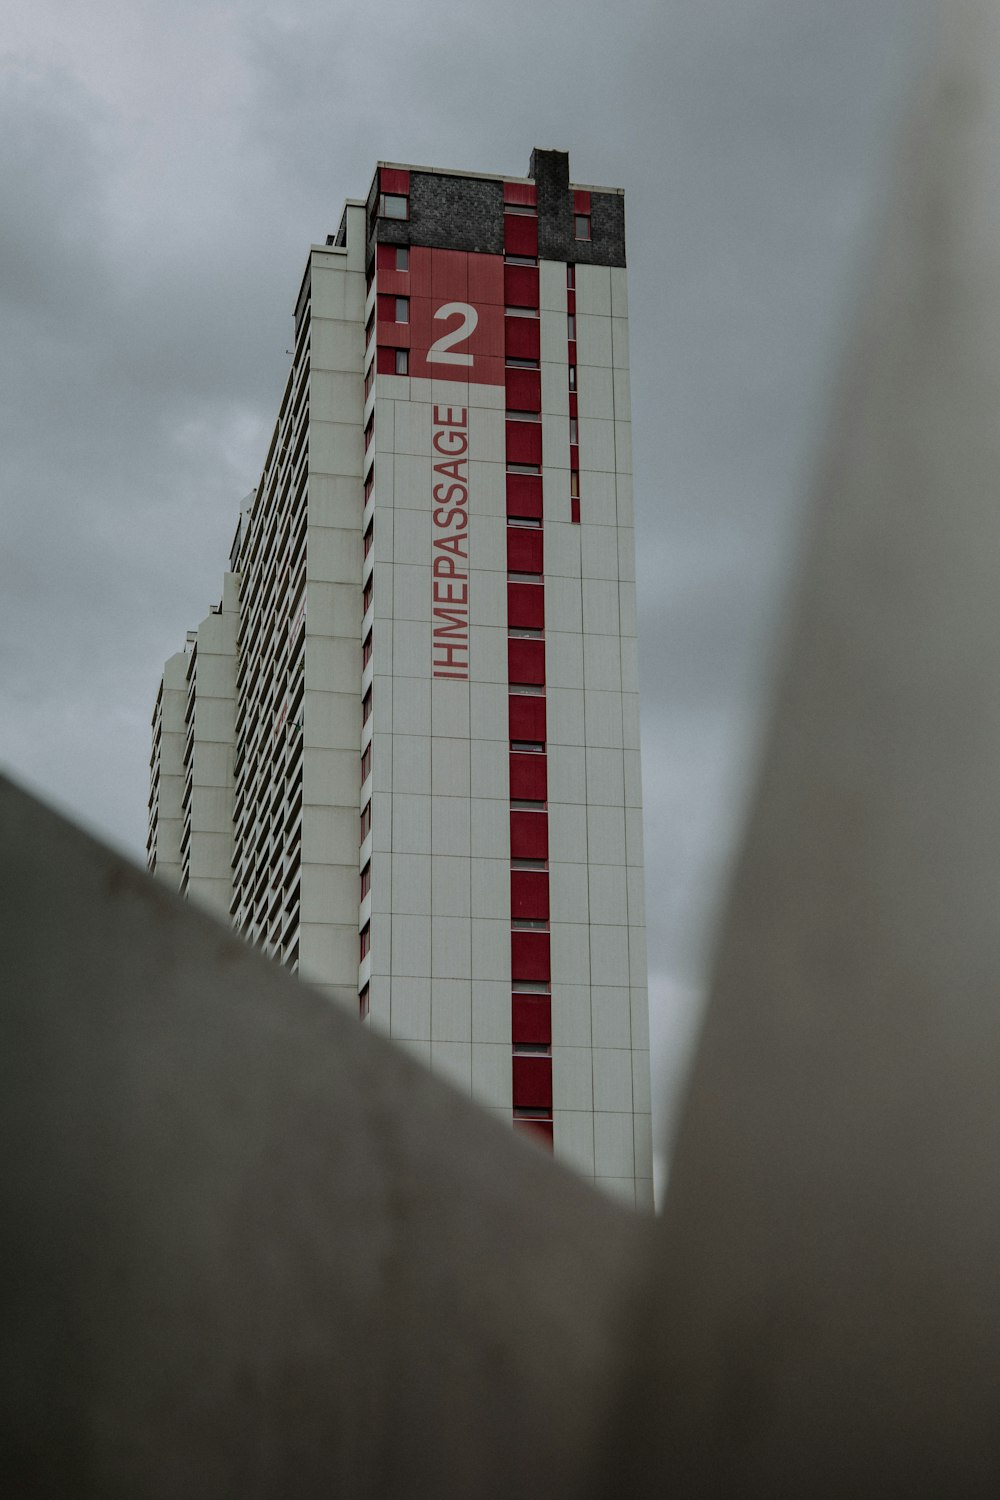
[150,154,652,1207]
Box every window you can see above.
[360,921,371,957]
[380,192,408,219]
[504,203,537,217]
[566,264,576,289]
[506,357,540,369]
[505,305,540,318]
[359,984,370,1020]
[360,801,372,842]
[506,409,540,422]
[363,577,373,613]
[361,742,372,782]
[568,365,577,392]
[360,860,371,898]
[364,362,374,397]
[395,297,409,324]
[395,348,409,375]
[569,417,578,444]
[362,632,373,668]
[365,310,375,344]
[505,254,537,266]
[364,469,375,503]
[363,522,373,557]
[567,313,576,340]
[570,471,580,498]
[362,687,372,724]
[396,246,409,271]
[364,416,374,451]
[574,214,591,240]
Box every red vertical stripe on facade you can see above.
[511,869,550,919]
[512,993,552,1044]
[509,752,547,800]
[512,1054,553,1107]
[509,694,546,742]
[507,582,545,628]
[504,215,539,257]
[505,367,542,411]
[504,265,540,308]
[507,528,543,575]
[510,811,548,859]
[506,474,543,519]
[505,318,541,361]
[508,638,545,685]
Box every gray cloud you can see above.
[0,0,930,1121]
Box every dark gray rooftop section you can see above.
[368,149,626,268]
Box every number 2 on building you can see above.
[427,302,478,366]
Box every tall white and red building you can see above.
[148,149,652,1207]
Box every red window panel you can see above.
[504,264,540,309]
[569,443,580,470]
[376,292,396,323]
[571,495,581,524]
[504,181,537,206]
[513,1116,553,1148]
[511,869,550,921]
[505,367,541,412]
[507,581,545,630]
[363,522,373,557]
[360,861,371,898]
[512,1053,552,1108]
[573,189,592,213]
[505,316,540,362]
[508,637,545,686]
[512,930,551,978]
[506,473,543,520]
[512,992,551,1045]
[506,421,542,466]
[360,921,371,959]
[377,346,397,375]
[507,527,543,575]
[509,693,546,743]
[567,341,577,369]
[510,810,548,860]
[359,984,370,1020]
[380,167,410,195]
[568,392,578,419]
[566,289,576,316]
[509,751,547,801]
[504,214,538,257]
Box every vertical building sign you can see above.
[406,249,504,679]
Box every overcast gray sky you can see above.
[1,0,928,1143]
